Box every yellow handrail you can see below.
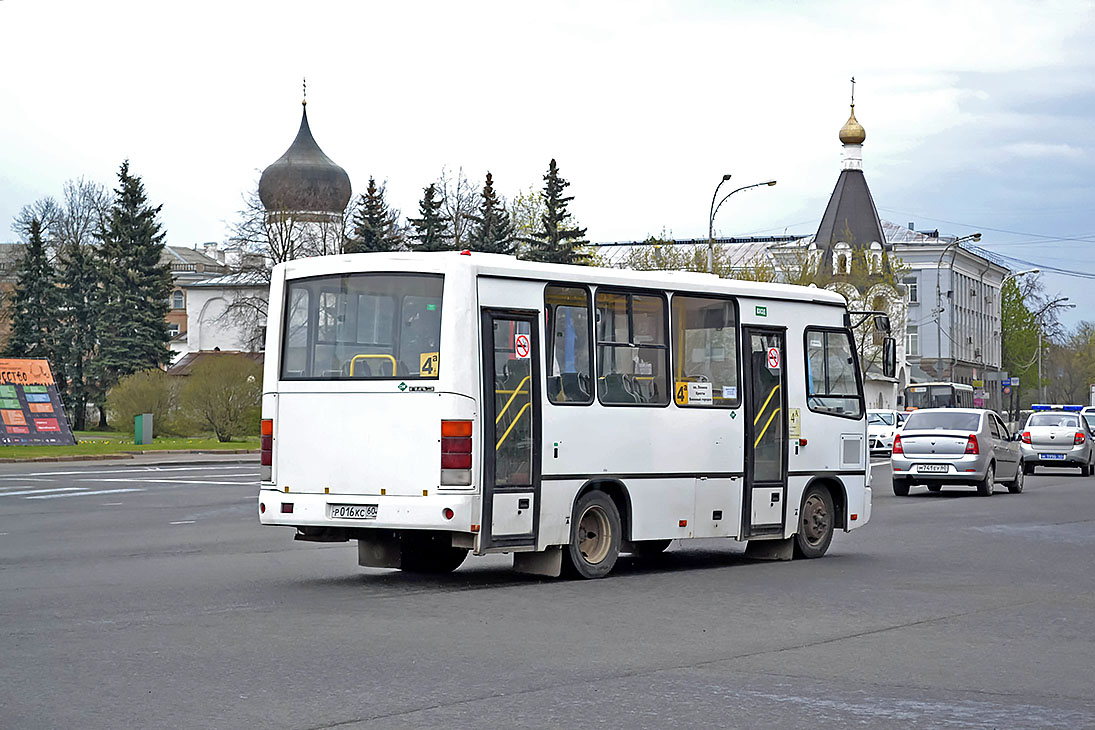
[350,354,398,377]
[754,407,782,448]
[495,375,530,425]
[753,384,781,425]
[496,402,531,450]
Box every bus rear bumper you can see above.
[258,488,476,533]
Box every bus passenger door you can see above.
[743,327,787,537]
[480,310,541,551]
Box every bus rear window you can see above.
[280,273,443,380]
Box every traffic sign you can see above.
[1003,386,1012,395]
[1002,378,1011,387]
[1012,376,1020,387]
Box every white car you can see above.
[868,409,904,455]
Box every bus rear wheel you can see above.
[563,491,621,579]
[793,485,834,559]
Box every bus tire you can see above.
[400,534,469,574]
[892,478,910,496]
[631,539,672,557]
[793,485,834,559]
[563,491,621,579]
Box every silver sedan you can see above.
[1020,411,1095,475]
[891,408,1023,496]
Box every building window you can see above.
[904,277,918,303]
[168,323,180,337]
[906,324,919,356]
[172,291,184,309]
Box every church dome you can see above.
[259,102,352,215]
[839,105,866,145]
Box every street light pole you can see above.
[932,232,981,378]
[707,176,776,274]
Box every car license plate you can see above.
[917,464,948,473]
[1039,454,1066,460]
[329,504,378,519]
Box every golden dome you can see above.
[839,105,866,145]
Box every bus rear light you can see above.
[260,419,274,479]
[443,508,454,520]
[892,434,903,455]
[1021,431,1031,444]
[441,420,473,486]
[260,502,265,514]
[965,435,979,455]
[1075,432,1086,445]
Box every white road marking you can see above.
[0,487,87,497]
[77,478,254,486]
[101,502,124,506]
[169,520,196,525]
[26,488,144,500]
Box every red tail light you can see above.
[1076,432,1086,445]
[965,435,979,455]
[441,420,473,486]
[892,434,903,455]
[260,419,273,478]
[1021,431,1031,444]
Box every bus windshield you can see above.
[280,273,443,380]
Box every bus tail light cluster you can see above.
[1076,432,1086,445]
[260,419,273,481]
[965,435,979,455]
[441,420,473,486]
[892,434,903,455]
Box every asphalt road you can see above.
[2,459,1094,729]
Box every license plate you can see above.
[917,464,948,473]
[1039,454,1066,460]
[329,504,378,519]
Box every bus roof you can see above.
[276,251,849,307]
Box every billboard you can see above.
[0,359,76,445]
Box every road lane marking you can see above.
[101,502,124,506]
[76,478,255,486]
[169,520,196,525]
[0,487,87,497]
[26,488,144,500]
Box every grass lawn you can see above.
[0,435,259,459]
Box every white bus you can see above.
[259,252,878,578]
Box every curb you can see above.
[0,449,259,464]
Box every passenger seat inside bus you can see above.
[603,373,641,403]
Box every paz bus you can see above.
[903,382,975,410]
[258,252,884,579]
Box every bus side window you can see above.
[670,294,740,408]
[595,290,668,406]
[545,285,593,405]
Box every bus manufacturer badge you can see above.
[514,333,531,359]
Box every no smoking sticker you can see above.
[766,347,780,369]
[515,333,531,359]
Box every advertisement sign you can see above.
[0,359,76,445]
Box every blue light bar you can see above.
[1032,404,1051,410]
[1063,405,1084,411]
[1031,404,1083,411]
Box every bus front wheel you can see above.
[563,491,622,579]
[793,485,834,559]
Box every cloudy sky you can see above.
[2,0,1093,325]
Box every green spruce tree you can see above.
[469,172,515,255]
[408,183,453,251]
[93,161,173,419]
[3,218,60,360]
[55,233,102,430]
[347,177,403,253]
[523,159,589,264]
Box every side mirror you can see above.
[873,313,891,334]
[882,337,896,379]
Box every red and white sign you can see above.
[766,347,780,369]
[515,333,531,359]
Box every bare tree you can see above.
[438,167,478,250]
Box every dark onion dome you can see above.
[259,103,351,214]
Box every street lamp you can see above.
[1002,268,1039,286]
[707,176,777,273]
[932,232,982,376]
[1034,296,1075,401]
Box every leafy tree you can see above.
[178,354,262,442]
[106,368,178,437]
[408,183,452,251]
[469,172,515,255]
[438,167,478,250]
[93,161,174,424]
[347,177,403,253]
[3,218,60,361]
[522,159,590,265]
[509,185,544,257]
